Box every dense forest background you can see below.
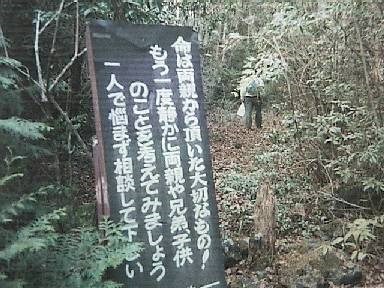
[0,0,383,287]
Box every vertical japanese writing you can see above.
[130,81,166,282]
[88,23,227,288]
[150,45,193,269]
[103,62,143,279]
[172,37,212,270]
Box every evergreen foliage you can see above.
[0,165,140,287]
[0,118,47,140]
[188,0,384,265]
[0,57,24,118]
[0,57,22,89]
[0,34,140,286]
[1,0,383,285]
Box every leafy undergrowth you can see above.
[208,109,384,287]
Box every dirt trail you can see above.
[208,114,275,175]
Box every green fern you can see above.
[0,279,26,288]
[0,53,141,287]
[0,118,48,140]
[0,57,28,117]
[59,218,141,286]
[0,173,23,188]
[17,218,141,288]
[0,184,38,224]
[0,75,17,89]
[0,57,22,69]
[0,209,66,261]
[0,57,22,89]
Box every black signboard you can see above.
[86,20,226,288]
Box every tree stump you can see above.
[248,182,276,269]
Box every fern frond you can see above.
[0,75,17,89]
[21,208,66,236]
[0,185,52,224]
[36,219,142,287]
[0,57,22,69]
[0,58,22,89]
[0,173,23,187]
[0,117,48,140]
[0,209,66,261]
[4,153,26,167]
[0,279,26,288]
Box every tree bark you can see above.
[248,182,276,269]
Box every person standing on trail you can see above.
[241,78,264,129]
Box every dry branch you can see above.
[49,95,92,159]
[38,0,65,35]
[48,48,87,92]
[32,0,89,157]
[34,11,47,102]
[74,0,79,56]
[319,191,370,210]
[0,24,9,58]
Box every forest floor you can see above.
[74,110,384,288]
[207,109,384,288]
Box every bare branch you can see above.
[319,191,370,210]
[45,4,62,98]
[12,65,51,118]
[48,47,86,92]
[38,0,65,35]
[354,20,379,125]
[49,95,92,159]
[50,9,61,55]
[16,57,90,157]
[0,24,9,58]
[74,0,79,56]
[34,11,48,102]
[262,36,300,138]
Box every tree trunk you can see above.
[248,182,276,269]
